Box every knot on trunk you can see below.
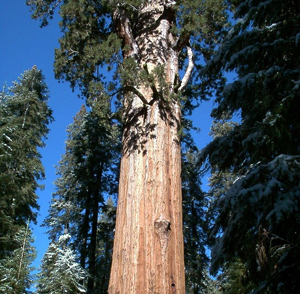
[154,216,171,240]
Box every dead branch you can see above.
[178,45,194,91]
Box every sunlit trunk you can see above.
[108,2,192,293]
[109,96,185,293]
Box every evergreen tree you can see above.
[73,103,120,293]
[93,197,117,294]
[200,0,300,292]
[27,1,228,292]
[0,67,53,255]
[180,125,210,294]
[36,233,87,294]
[0,221,36,294]
[180,116,224,294]
[42,101,120,293]
[44,105,87,243]
[0,67,52,293]
[206,117,256,294]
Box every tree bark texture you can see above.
[109,2,192,293]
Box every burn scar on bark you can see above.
[154,216,171,253]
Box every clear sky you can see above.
[0,0,214,275]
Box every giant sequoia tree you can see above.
[27,1,227,292]
[200,0,300,292]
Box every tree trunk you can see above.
[87,162,103,292]
[108,100,185,293]
[109,2,191,293]
[80,192,91,269]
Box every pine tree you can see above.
[0,67,52,293]
[203,117,249,294]
[206,117,256,294]
[93,197,117,294]
[36,233,88,294]
[27,1,228,292]
[38,106,88,294]
[44,105,87,243]
[180,123,210,294]
[72,102,120,292]
[200,0,300,292]
[0,67,53,254]
[182,152,209,294]
[42,101,120,293]
[0,221,36,294]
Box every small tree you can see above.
[36,233,88,294]
[0,221,36,294]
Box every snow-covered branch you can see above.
[22,103,30,129]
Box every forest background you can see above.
[0,0,213,277]
[2,0,299,293]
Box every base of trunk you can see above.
[108,100,185,294]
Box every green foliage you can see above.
[176,0,228,40]
[0,67,52,260]
[205,116,240,229]
[182,150,209,293]
[181,124,218,294]
[41,101,120,293]
[27,0,228,114]
[200,0,300,292]
[0,222,36,294]
[36,233,88,294]
[216,259,254,294]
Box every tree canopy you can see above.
[27,0,228,108]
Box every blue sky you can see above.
[0,0,214,273]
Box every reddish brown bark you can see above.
[109,2,192,293]
[109,98,185,294]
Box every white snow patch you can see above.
[3,134,12,142]
[265,22,280,31]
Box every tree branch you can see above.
[173,30,190,52]
[264,229,297,248]
[112,86,149,105]
[113,7,140,60]
[178,46,194,92]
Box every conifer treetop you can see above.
[27,0,228,112]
